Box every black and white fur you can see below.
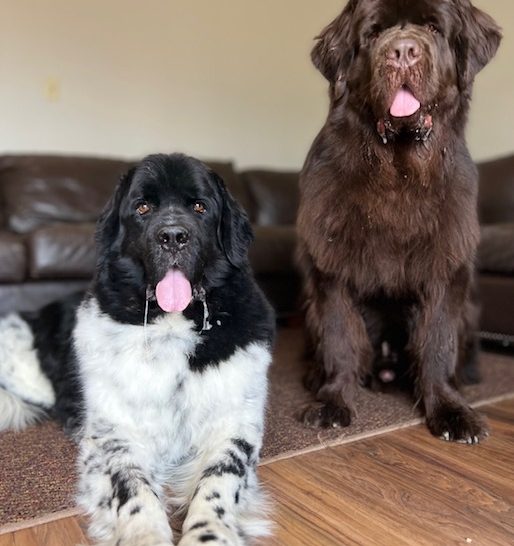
[0,153,275,546]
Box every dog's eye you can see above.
[136,202,151,215]
[426,23,439,34]
[193,202,207,214]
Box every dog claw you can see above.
[429,405,488,444]
[301,402,352,428]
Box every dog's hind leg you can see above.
[179,437,269,546]
[0,314,55,430]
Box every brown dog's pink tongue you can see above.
[155,270,192,313]
[390,87,421,118]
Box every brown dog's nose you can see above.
[387,38,421,68]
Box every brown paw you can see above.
[427,404,488,444]
[301,402,352,428]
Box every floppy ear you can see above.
[211,172,254,269]
[95,167,135,254]
[311,0,357,100]
[456,1,502,91]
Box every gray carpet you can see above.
[1,327,514,531]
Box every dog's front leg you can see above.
[179,437,267,546]
[410,281,488,444]
[78,432,174,546]
[302,281,372,428]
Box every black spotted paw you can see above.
[427,404,488,444]
[301,402,352,428]
[179,520,242,546]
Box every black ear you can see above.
[211,172,253,269]
[311,0,357,100]
[456,1,502,91]
[95,167,135,254]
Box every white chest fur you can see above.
[73,298,271,468]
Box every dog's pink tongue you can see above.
[390,88,421,118]
[155,270,192,313]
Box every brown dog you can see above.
[296,0,501,443]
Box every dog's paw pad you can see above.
[301,402,352,428]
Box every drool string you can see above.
[194,286,212,332]
[143,286,152,352]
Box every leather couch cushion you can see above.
[241,170,299,226]
[0,155,245,234]
[0,281,90,315]
[29,223,96,279]
[0,155,134,234]
[479,275,514,337]
[249,225,296,274]
[478,155,514,225]
[0,232,26,282]
[478,223,514,274]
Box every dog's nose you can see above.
[387,38,421,68]
[157,225,189,250]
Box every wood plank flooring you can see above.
[1,398,513,546]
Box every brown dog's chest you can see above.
[299,168,478,294]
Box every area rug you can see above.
[1,327,514,532]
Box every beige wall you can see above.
[0,0,512,169]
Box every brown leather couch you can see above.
[0,153,513,346]
[0,154,300,319]
[476,155,514,347]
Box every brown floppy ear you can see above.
[456,1,502,91]
[311,0,357,100]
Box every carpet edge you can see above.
[1,392,513,534]
[260,391,514,466]
[0,507,82,536]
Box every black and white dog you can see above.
[0,154,275,546]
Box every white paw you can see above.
[179,520,244,546]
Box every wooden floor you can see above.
[1,399,513,546]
